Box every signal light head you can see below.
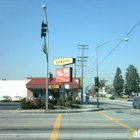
[41,21,47,38]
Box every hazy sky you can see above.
[0,0,140,90]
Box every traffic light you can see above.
[50,73,53,82]
[41,21,47,38]
[94,77,99,86]
[95,88,98,92]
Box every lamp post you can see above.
[42,5,49,110]
[96,38,128,108]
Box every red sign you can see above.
[56,67,72,82]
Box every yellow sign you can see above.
[49,85,59,89]
[53,58,75,66]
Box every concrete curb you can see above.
[41,108,104,113]
[0,108,104,114]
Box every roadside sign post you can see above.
[53,57,75,106]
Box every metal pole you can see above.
[81,45,84,103]
[96,46,99,108]
[43,36,48,110]
[96,38,128,108]
[42,5,49,110]
[63,65,65,106]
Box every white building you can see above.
[0,80,27,98]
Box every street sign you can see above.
[48,85,59,89]
[56,67,72,82]
[64,84,70,89]
[53,58,75,66]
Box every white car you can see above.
[133,96,140,108]
[12,96,23,102]
[0,96,12,102]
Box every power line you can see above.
[84,21,140,78]
[98,21,140,66]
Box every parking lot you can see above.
[0,102,20,110]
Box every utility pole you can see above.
[77,44,89,103]
[74,62,76,78]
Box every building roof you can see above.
[26,77,79,89]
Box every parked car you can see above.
[0,96,12,102]
[133,96,140,108]
[109,96,115,100]
[12,96,23,102]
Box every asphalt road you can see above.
[0,99,140,140]
[0,102,20,110]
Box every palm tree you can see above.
[99,79,108,89]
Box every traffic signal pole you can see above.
[41,5,49,110]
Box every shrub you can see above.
[40,105,46,109]
[31,104,37,109]
[66,95,72,101]
[30,100,35,104]
[49,99,57,106]
[57,99,63,106]
[20,101,36,109]
[71,104,81,109]
[65,101,72,107]
[48,102,54,109]
[57,106,65,109]
[34,98,41,109]
[72,99,79,104]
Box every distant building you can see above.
[0,80,27,98]
[0,78,81,100]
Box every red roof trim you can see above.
[26,78,79,86]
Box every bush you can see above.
[57,99,63,106]
[49,99,57,106]
[34,98,41,109]
[72,99,79,104]
[66,95,72,101]
[40,105,46,109]
[57,106,65,109]
[30,100,35,104]
[65,101,72,107]
[48,102,54,109]
[71,104,81,109]
[20,101,36,109]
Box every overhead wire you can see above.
[84,21,140,78]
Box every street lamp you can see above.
[96,38,128,108]
[41,5,49,110]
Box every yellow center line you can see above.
[97,112,136,131]
[49,114,62,140]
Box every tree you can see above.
[99,79,108,89]
[125,65,140,96]
[106,85,114,94]
[99,79,108,95]
[90,85,96,96]
[113,67,124,97]
[90,79,107,96]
